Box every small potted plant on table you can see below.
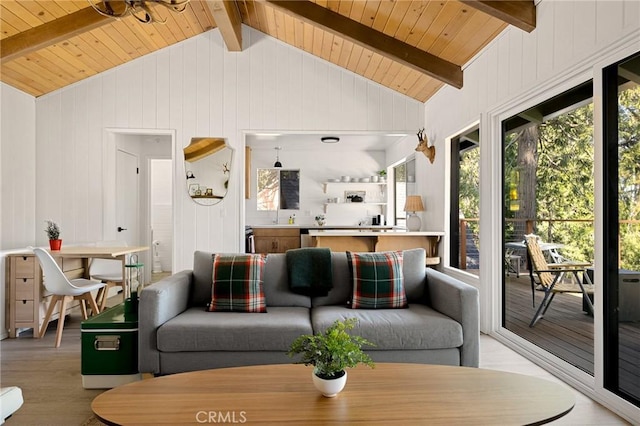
[45,220,62,251]
[287,318,375,397]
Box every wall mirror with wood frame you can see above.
[184,137,234,206]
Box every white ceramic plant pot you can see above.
[312,370,347,398]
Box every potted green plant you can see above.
[45,220,62,250]
[287,318,375,397]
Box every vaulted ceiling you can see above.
[0,1,536,102]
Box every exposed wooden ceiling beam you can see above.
[0,5,126,65]
[266,0,463,89]
[460,0,536,33]
[207,0,242,51]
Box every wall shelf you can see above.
[323,202,386,213]
[323,181,386,194]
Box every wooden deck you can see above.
[504,274,640,398]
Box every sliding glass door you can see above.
[501,82,595,374]
[603,52,640,407]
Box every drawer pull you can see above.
[22,256,27,261]
[94,335,120,351]
[23,278,27,283]
[22,300,27,304]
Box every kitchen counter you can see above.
[249,225,398,254]
[250,225,397,230]
[308,230,444,237]
[309,230,444,265]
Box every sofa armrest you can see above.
[138,270,192,374]
[426,268,480,367]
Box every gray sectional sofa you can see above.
[138,248,479,375]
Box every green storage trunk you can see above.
[81,301,141,389]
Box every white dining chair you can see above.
[90,241,127,311]
[32,247,106,348]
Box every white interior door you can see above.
[116,149,139,246]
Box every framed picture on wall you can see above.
[189,183,199,197]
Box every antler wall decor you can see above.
[415,128,436,164]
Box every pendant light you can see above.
[274,147,282,168]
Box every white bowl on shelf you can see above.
[328,178,339,183]
[359,178,370,183]
[341,176,350,182]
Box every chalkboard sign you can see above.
[279,170,300,210]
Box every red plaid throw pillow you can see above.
[208,254,267,313]
[347,251,408,309]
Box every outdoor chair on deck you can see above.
[524,234,595,327]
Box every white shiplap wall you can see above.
[421,0,640,422]
[1,83,36,250]
[0,82,36,338]
[33,26,424,272]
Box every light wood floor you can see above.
[504,272,640,399]
[1,301,630,425]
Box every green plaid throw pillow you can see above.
[347,251,408,309]
[208,254,267,313]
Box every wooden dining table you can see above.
[49,245,149,298]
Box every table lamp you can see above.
[404,195,425,232]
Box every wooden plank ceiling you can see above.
[0,1,535,102]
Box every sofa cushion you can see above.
[191,251,215,307]
[208,254,267,313]
[312,248,427,307]
[401,248,428,303]
[262,254,311,308]
[347,251,408,309]
[157,307,313,352]
[191,251,311,309]
[311,305,463,350]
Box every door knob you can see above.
[117,226,127,232]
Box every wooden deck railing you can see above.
[458,218,640,270]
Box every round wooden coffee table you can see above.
[92,363,575,425]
